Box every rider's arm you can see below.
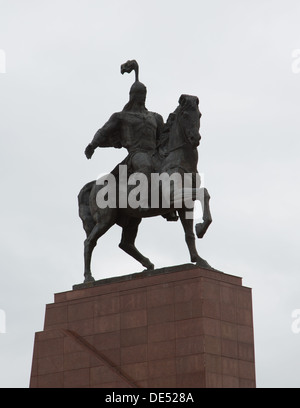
[90,113,122,149]
[85,113,122,159]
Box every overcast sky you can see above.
[0,0,300,388]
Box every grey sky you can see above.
[0,0,300,388]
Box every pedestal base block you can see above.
[30,264,256,388]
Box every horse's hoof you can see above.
[195,258,212,269]
[84,275,95,283]
[146,263,155,271]
[195,220,212,239]
[195,223,205,239]
[143,262,154,272]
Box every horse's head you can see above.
[177,94,202,148]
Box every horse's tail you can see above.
[78,180,96,236]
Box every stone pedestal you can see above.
[29,264,256,388]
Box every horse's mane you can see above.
[157,107,179,155]
[159,95,200,154]
[162,105,180,135]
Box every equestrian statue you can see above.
[78,60,212,283]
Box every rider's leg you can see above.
[130,152,153,209]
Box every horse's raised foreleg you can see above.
[119,218,154,271]
[84,214,116,283]
[173,186,212,238]
[195,188,212,239]
[178,208,211,269]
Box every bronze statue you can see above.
[79,60,212,283]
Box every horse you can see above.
[78,94,212,283]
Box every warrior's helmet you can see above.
[121,60,147,108]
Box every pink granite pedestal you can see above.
[30,264,256,388]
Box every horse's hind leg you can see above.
[178,208,211,269]
[119,218,154,271]
[84,214,115,283]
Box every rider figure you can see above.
[85,74,164,181]
[85,61,178,221]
